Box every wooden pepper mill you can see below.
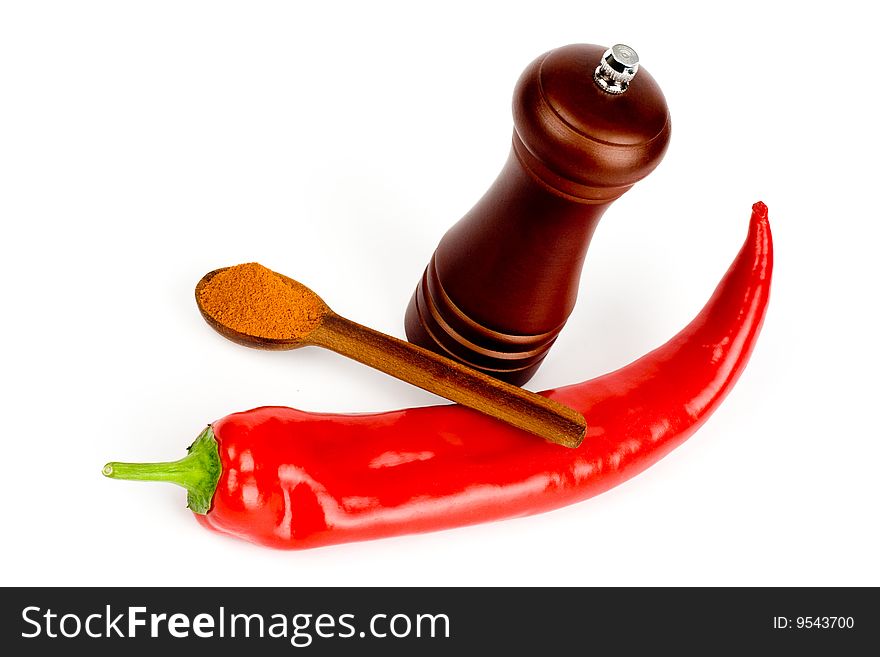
[405,43,671,385]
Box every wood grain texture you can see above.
[313,312,585,447]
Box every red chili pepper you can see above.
[104,203,773,549]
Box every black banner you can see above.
[1,587,874,654]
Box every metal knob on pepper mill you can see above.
[404,43,671,384]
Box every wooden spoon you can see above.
[195,267,586,447]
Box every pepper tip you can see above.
[751,201,768,220]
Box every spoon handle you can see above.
[311,312,586,447]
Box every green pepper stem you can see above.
[103,456,205,485]
[102,426,221,515]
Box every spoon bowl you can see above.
[196,267,330,350]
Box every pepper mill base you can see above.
[404,256,560,386]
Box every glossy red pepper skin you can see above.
[195,203,773,549]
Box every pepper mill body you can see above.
[405,44,671,384]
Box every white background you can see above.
[1,1,877,587]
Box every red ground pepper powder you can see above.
[197,263,323,340]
